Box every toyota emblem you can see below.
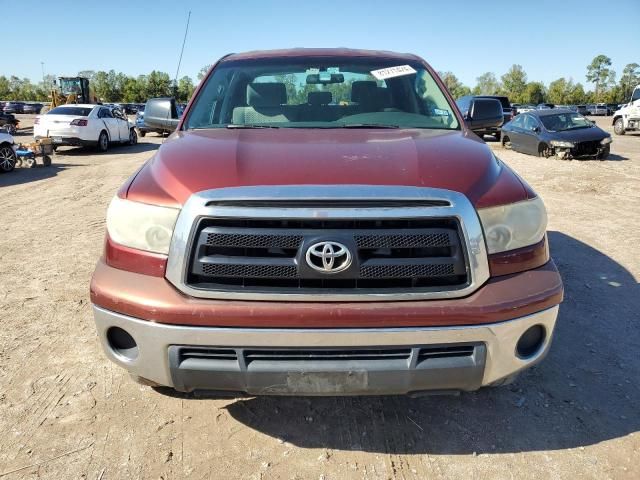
[305,241,352,274]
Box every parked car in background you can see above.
[576,105,589,115]
[34,104,137,152]
[2,102,25,114]
[515,104,535,114]
[587,104,608,116]
[91,48,563,396]
[135,100,184,137]
[501,109,611,160]
[456,95,510,139]
[0,112,19,135]
[22,103,44,114]
[0,131,17,173]
[536,103,555,110]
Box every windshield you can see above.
[539,112,592,131]
[185,57,459,130]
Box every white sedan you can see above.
[34,104,137,152]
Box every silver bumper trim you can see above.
[93,304,559,391]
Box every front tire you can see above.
[598,145,610,160]
[0,145,16,172]
[97,131,109,152]
[613,118,625,135]
[538,143,552,158]
[501,135,511,149]
[129,128,138,146]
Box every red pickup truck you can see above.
[90,49,563,396]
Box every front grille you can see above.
[573,141,601,156]
[186,216,469,295]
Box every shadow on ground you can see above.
[205,231,638,454]
[0,163,80,187]
[54,142,160,156]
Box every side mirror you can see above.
[532,126,540,133]
[144,97,180,131]
[465,98,503,131]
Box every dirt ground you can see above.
[0,115,638,480]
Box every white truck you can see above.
[612,85,640,135]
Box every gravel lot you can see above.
[0,115,638,479]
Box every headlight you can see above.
[600,136,612,145]
[477,197,547,254]
[106,196,180,254]
[550,140,574,148]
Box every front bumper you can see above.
[93,304,559,395]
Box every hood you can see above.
[125,128,530,208]
[547,125,609,142]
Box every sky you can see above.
[3,0,638,89]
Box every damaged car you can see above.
[501,109,611,160]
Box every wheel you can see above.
[42,155,52,167]
[598,145,610,160]
[501,135,512,149]
[129,128,138,146]
[0,145,16,172]
[26,158,36,168]
[138,129,146,137]
[613,118,625,135]
[538,143,552,158]
[97,131,109,152]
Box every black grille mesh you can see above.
[206,233,302,249]
[201,263,298,278]
[360,263,455,279]
[355,233,450,249]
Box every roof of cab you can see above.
[222,48,424,62]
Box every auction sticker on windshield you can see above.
[371,65,417,80]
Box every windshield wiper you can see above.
[226,124,280,129]
[339,123,400,129]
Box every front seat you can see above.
[232,83,290,124]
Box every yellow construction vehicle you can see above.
[50,77,98,108]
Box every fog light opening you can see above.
[106,327,139,361]
[516,324,546,359]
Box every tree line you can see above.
[0,70,196,103]
[1,55,637,105]
[441,56,639,105]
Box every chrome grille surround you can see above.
[165,185,490,301]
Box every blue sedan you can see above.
[500,109,612,160]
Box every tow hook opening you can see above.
[516,324,546,359]
[106,326,139,361]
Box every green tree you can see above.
[146,71,172,98]
[567,82,587,105]
[122,76,148,102]
[547,77,570,104]
[523,82,546,104]
[500,65,527,103]
[438,71,471,98]
[619,63,639,101]
[177,76,195,102]
[586,55,612,102]
[0,76,12,99]
[197,65,212,81]
[472,72,500,95]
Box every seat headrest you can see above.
[247,83,286,107]
[351,81,378,103]
[308,91,332,106]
